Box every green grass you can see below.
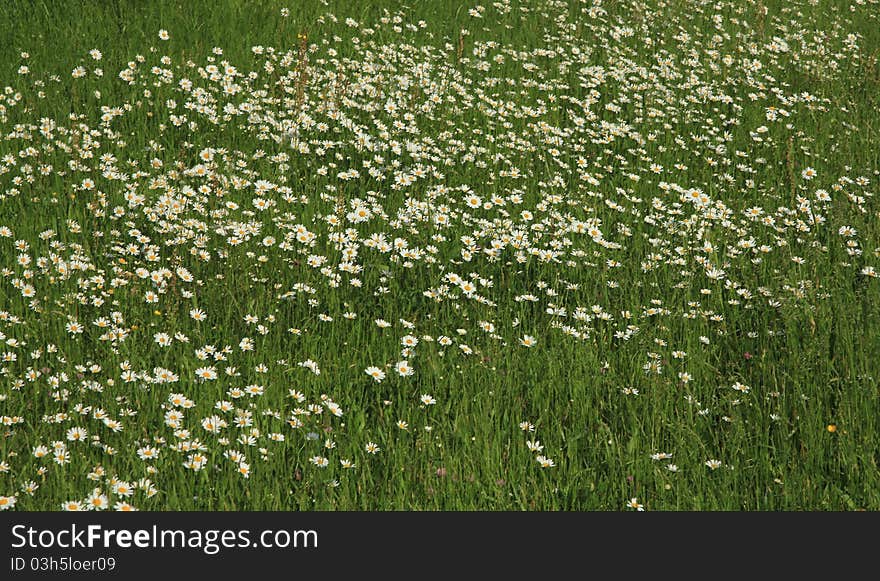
[0,0,878,511]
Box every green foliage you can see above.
[0,0,877,511]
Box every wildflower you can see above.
[195,367,217,381]
[87,491,109,511]
[395,360,414,377]
[626,498,645,511]
[65,321,84,335]
[113,481,134,497]
[732,382,750,393]
[66,427,88,442]
[365,366,386,383]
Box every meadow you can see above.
[0,0,878,510]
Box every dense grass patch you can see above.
[0,0,878,510]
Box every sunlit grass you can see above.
[0,0,878,511]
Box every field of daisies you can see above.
[0,0,878,511]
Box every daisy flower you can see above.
[365,366,386,382]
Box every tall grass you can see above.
[0,0,877,510]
